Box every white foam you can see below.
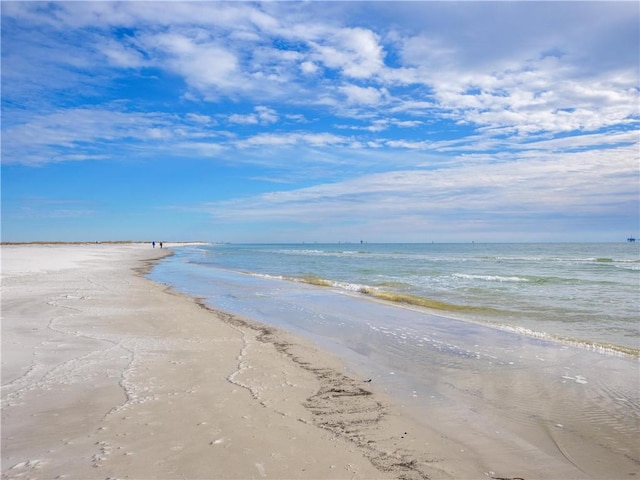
[452,273,529,282]
[562,375,588,384]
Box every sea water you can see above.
[149,243,640,477]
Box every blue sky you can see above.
[2,1,638,243]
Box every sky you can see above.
[1,1,639,243]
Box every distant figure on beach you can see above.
[152,241,156,248]
[160,242,163,249]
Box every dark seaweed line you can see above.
[194,298,433,480]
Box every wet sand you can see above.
[1,243,481,479]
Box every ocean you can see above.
[149,242,640,477]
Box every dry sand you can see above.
[1,243,479,480]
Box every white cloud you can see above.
[384,140,432,150]
[300,61,319,75]
[6,1,636,136]
[186,113,214,124]
[228,113,259,125]
[199,143,638,228]
[2,1,638,243]
[6,1,279,34]
[310,27,384,79]
[365,120,389,132]
[255,106,278,124]
[141,32,240,93]
[173,141,226,158]
[339,84,384,105]
[438,72,636,136]
[518,131,639,152]
[239,132,350,148]
[401,35,457,70]
[285,113,310,123]
[228,106,278,125]
[97,39,146,68]
[1,108,222,166]
[394,120,423,128]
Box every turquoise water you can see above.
[164,243,639,353]
[149,243,640,476]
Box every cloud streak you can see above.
[1,1,638,241]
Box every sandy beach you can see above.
[1,243,480,480]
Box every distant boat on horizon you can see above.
[628,236,636,242]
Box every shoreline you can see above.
[5,243,635,479]
[210,267,640,359]
[150,245,640,479]
[1,243,472,479]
